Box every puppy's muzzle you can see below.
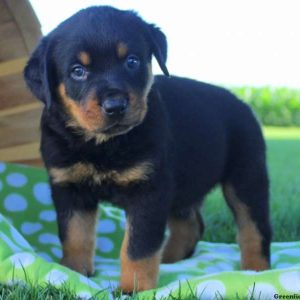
[100,88,129,119]
[102,98,128,118]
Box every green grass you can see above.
[0,281,259,300]
[1,126,299,299]
[203,126,300,242]
[0,282,80,300]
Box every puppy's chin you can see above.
[98,118,145,136]
[100,124,135,135]
[80,121,141,144]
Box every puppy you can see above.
[24,6,271,292]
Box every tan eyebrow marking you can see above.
[117,42,128,59]
[78,51,91,66]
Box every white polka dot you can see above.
[94,255,104,263]
[271,253,280,264]
[278,249,300,257]
[197,253,218,262]
[215,261,234,271]
[240,270,257,275]
[77,291,93,300]
[95,263,119,271]
[161,264,191,273]
[79,275,101,289]
[94,256,116,263]
[39,210,56,222]
[279,271,300,292]
[176,274,194,281]
[39,233,60,245]
[6,173,28,188]
[155,281,180,299]
[0,162,6,173]
[97,237,114,253]
[4,194,28,212]
[97,219,116,234]
[275,242,300,248]
[247,283,277,300]
[275,263,294,269]
[204,265,222,274]
[21,222,43,235]
[10,252,35,269]
[51,247,62,259]
[38,252,53,262]
[33,183,52,205]
[46,269,69,285]
[10,227,31,249]
[100,270,120,277]
[0,232,21,252]
[214,245,239,256]
[179,257,201,268]
[5,216,13,225]
[196,280,226,299]
[99,280,118,289]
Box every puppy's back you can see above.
[154,75,265,204]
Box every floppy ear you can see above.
[148,24,170,77]
[24,37,53,108]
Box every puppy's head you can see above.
[24,6,168,142]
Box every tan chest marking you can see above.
[50,161,154,186]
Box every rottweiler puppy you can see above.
[24,6,271,292]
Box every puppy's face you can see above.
[55,36,153,138]
[25,6,169,141]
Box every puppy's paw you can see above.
[241,257,270,272]
[61,256,94,277]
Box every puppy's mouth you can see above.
[97,121,140,135]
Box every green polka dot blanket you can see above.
[0,162,300,299]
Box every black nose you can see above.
[102,98,128,117]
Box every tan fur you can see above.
[117,42,128,59]
[50,161,154,186]
[162,210,202,263]
[78,51,91,66]
[223,184,269,271]
[120,222,161,292]
[83,131,117,144]
[58,84,105,132]
[57,64,154,144]
[61,210,98,276]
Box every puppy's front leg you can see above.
[120,199,168,292]
[51,184,98,276]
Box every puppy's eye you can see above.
[125,55,140,70]
[70,64,88,81]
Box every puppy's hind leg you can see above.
[162,207,204,263]
[222,165,272,271]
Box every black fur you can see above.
[24,5,271,286]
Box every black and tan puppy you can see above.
[24,6,271,292]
